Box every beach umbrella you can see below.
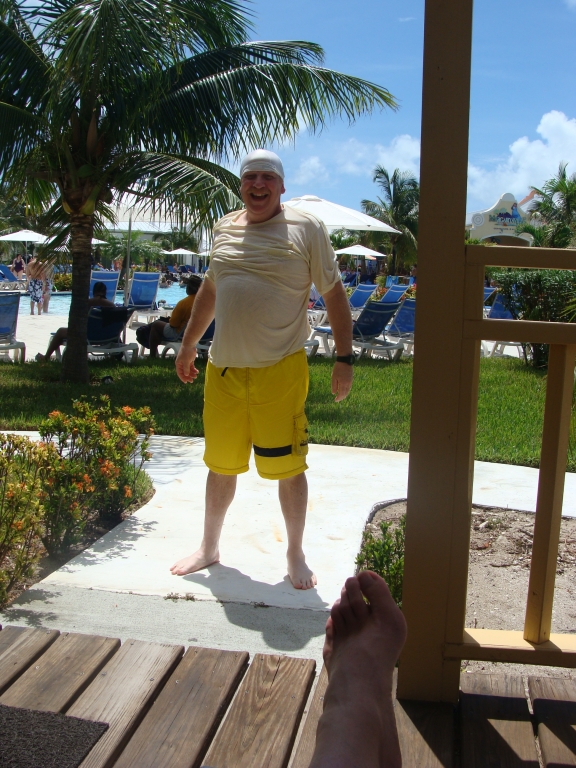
[334,244,385,259]
[160,248,199,256]
[0,229,47,259]
[284,196,400,233]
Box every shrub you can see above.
[356,514,405,608]
[39,397,155,540]
[492,268,576,368]
[0,435,48,603]
[53,273,72,291]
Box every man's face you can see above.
[240,171,285,223]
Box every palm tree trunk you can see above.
[61,212,94,383]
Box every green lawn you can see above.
[0,355,559,470]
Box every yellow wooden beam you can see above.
[467,244,576,270]
[445,629,576,667]
[524,344,576,643]
[464,319,576,345]
[397,0,475,704]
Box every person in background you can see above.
[42,263,54,313]
[148,275,202,358]
[11,253,25,279]
[26,258,45,315]
[409,265,417,284]
[35,282,114,361]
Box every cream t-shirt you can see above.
[205,205,340,368]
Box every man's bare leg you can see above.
[310,571,407,768]
[170,470,236,575]
[278,472,317,590]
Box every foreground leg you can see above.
[170,470,236,575]
[278,472,316,590]
[310,571,407,768]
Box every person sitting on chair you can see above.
[35,281,114,362]
[148,275,202,358]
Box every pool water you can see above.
[18,282,187,315]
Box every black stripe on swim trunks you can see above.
[253,444,292,458]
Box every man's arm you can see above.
[322,281,354,403]
[175,278,216,384]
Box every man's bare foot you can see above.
[310,571,407,768]
[170,546,219,576]
[287,549,317,590]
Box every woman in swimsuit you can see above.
[11,254,25,278]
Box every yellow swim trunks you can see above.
[203,348,309,480]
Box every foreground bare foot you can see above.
[287,549,317,590]
[310,571,407,768]
[170,546,219,576]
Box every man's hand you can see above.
[331,361,354,402]
[175,345,199,383]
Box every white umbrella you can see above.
[161,248,199,256]
[335,244,386,260]
[284,196,400,234]
[0,229,47,243]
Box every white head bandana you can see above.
[240,149,285,180]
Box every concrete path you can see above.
[3,431,576,666]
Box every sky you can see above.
[240,0,576,214]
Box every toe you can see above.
[357,570,395,610]
[344,576,369,621]
[337,584,356,625]
[330,598,345,633]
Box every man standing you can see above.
[170,150,354,590]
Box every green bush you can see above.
[0,435,47,603]
[356,514,405,608]
[40,396,156,534]
[53,273,72,291]
[491,269,576,368]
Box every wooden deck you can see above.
[1,625,576,767]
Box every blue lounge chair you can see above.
[385,298,416,354]
[0,265,24,290]
[380,284,409,303]
[126,272,161,327]
[159,319,216,359]
[348,284,376,313]
[385,276,400,288]
[55,307,138,362]
[311,301,403,359]
[0,291,25,362]
[89,270,119,302]
[485,293,524,357]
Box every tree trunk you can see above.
[61,211,94,383]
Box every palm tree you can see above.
[1,0,397,382]
[528,163,576,249]
[361,166,419,275]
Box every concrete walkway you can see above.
[3,432,576,666]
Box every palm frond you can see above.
[138,46,396,159]
[113,151,242,229]
[0,18,51,111]
[0,102,47,170]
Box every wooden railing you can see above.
[396,0,576,704]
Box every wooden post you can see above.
[396,0,475,703]
[524,344,576,644]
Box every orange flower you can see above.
[48,410,62,418]
[121,406,134,415]
[123,486,132,498]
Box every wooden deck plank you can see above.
[67,638,184,768]
[0,625,28,655]
[204,653,316,768]
[114,646,248,768]
[460,673,539,767]
[396,697,454,767]
[529,676,576,767]
[0,632,120,712]
[0,626,59,695]
[289,665,328,768]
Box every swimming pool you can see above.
[18,282,187,315]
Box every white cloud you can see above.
[291,156,329,185]
[332,135,421,179]
[398,16,416,22]
[467,110,576,209]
